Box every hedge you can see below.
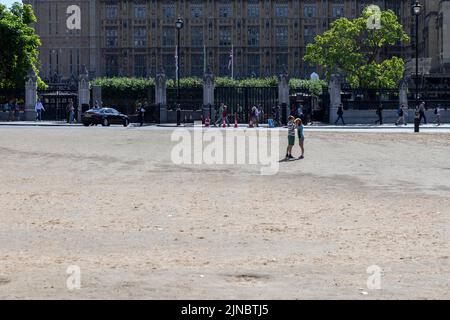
[92,77,328,97]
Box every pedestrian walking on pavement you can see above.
[7,101,14,122]
[222,105,230,127]
[375,105,383,125]
[395,104,408,126]
[418,102,427,125]
[138,104,145,127]
[335,103,345,125]
[67,101,75,124]
[214,103,224,127]
[255,105,261,127]
[249,105,257,128]
[35,99,45,121]
[275,105,281,127]
[434,104,443,126]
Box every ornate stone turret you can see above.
[203,66,215,120]
[278,69,290,124]
[25,67,38,121]
[78,65,90,122]
[155,66,167,123]
[399,77,409,108]
[328,74,342,124]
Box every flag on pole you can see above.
[228,46,233,70]
[228,45,234,79]
[203,45,207,74]
[175,45,178,82]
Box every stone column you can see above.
[203,67,215,120]
[328,74,342,124]
[155,67,167,123]
[278,71,290,124]
[24,68,37,121]
[399,77,408,108]
[78,66,90,122]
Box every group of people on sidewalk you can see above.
[292,103,313,126]
[211,103,313,129]
[395,102,444,126]
[33,99,76,123]
[212,103,267,128]
[2,100,21,121]
[21,98,449,127]
[332,102,445,126]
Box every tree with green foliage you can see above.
[304,7,409,88]
[0,2,44,96]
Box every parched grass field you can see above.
[0,126,449,299]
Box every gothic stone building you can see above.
[24,0,450,81]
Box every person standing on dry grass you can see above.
[285,116,296,160]
[295,118,305,160]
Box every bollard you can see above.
[176,105,181,126]
[414,117,420,133]
[414,112,420,133]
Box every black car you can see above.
[82,108,129,127]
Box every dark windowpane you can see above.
[247,26,259,46]
[191,27,203,47]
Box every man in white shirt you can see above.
[435,105,443,126]
[35,99,45,121]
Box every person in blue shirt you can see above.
[295,118,305,160]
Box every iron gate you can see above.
[38,91,78,121]
[214,86,278,123]
[167,87,203,111]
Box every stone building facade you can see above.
[23,0,450,80]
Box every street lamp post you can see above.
[412,1,422,105]
[175,17,184,102]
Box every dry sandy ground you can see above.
[0,126,449,300]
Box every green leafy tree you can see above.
[0,2,45,96]
[304,7,409,88]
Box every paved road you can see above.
[1,121,450,133]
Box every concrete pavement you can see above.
[1,121,450,133]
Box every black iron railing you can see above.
[167,87,203,111]
[214,86,278,123]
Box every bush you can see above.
[166,77,203,88]
[92,77,329,96]
[91,77,155,99]
[289,79,327,96]
[215,77,278,87]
